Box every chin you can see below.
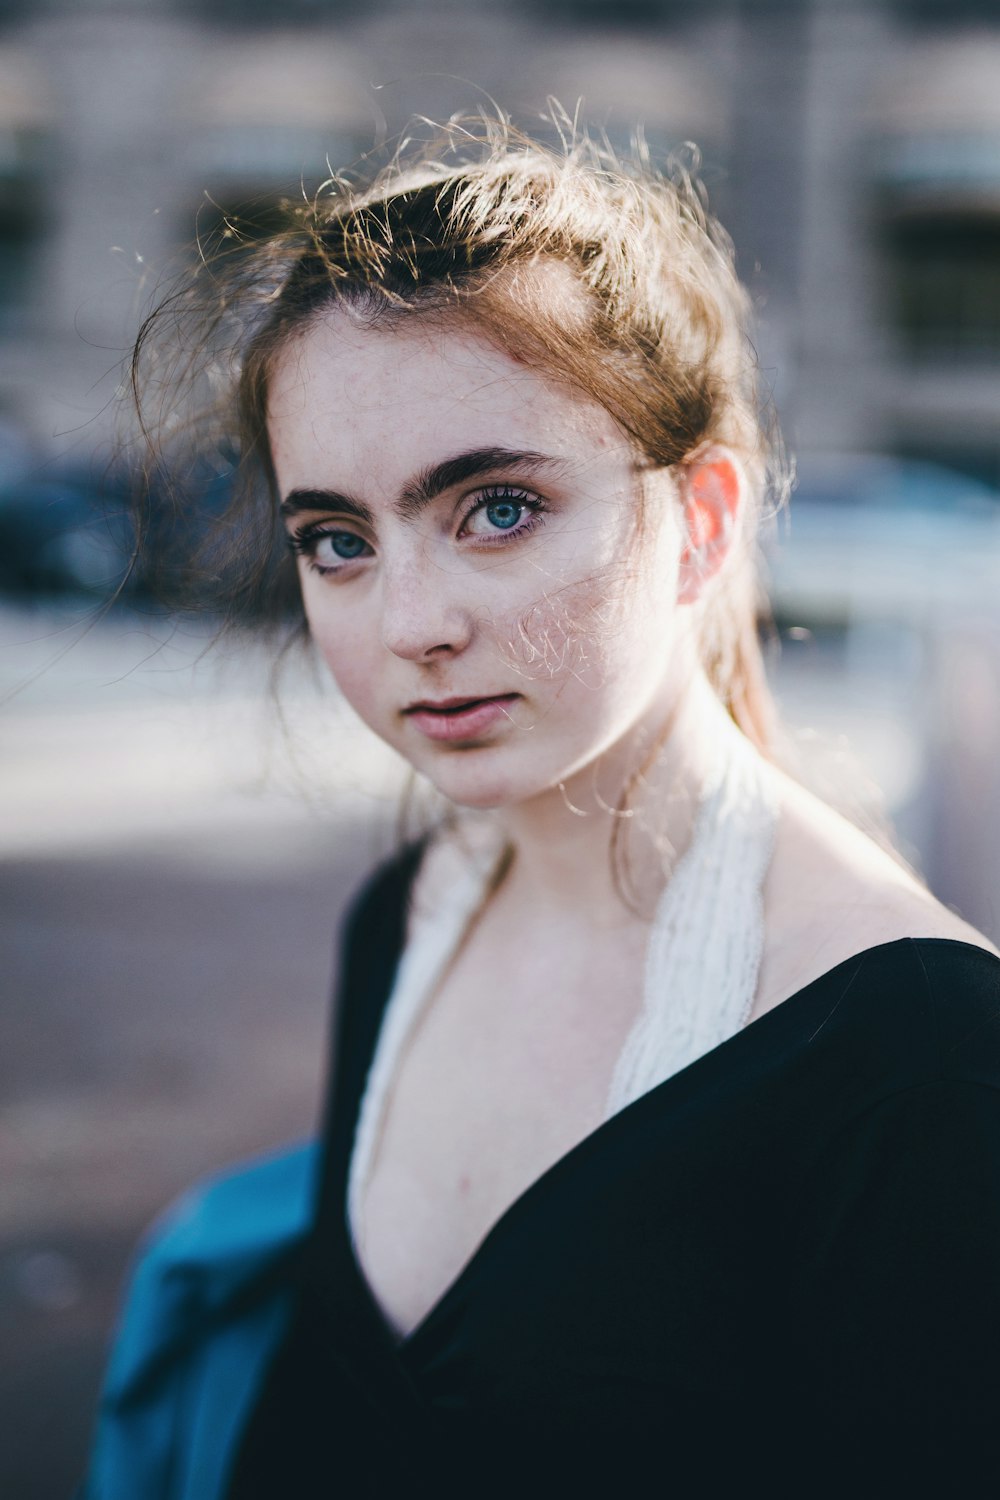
[431,776,523,813]
[419,752,544,812]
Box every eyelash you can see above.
[286,485,547,577]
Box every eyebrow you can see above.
[279,446,566,526]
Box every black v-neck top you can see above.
[229,847,1000,1498]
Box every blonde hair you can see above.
[131,114,788,750]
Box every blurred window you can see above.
[892,0,1000,27]
[515,0,737,23]
[893,439,1000,494]
[0,136,47,331]
[517,0,674,24]
[885,209,1000,364]
[175,0,373,23]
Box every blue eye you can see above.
[460,487,544,544]
[286,525,371,574]
[329,531,366,558]
[485,499,523,530]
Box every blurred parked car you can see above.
[0,462,290,613]
[0,473,138,599]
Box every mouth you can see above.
[403,693,520,743]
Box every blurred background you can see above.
[2,0,1000,1493]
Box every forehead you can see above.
[265,312,630,490]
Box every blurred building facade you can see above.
[0,0,998,488]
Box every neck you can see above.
[492,673,744,925]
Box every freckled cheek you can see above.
[496,564,649,684]
[308,613,384,717]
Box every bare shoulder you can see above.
[753,768,998,1021]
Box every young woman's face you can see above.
[267,313,694,811]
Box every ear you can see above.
[675,445,743,605]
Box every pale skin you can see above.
[268,310,996,1340]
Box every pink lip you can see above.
[404,693,520,743]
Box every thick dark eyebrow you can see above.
[279,489,375,525]
[279,447,565,527]
[396,447,564,521]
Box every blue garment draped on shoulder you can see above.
[80,1142,317,1500]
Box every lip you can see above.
[403,693,520,743]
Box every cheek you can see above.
[494,557,671,690]
[495,484,681,686]
[307,606,377,708]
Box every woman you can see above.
[85,123,1000,1497]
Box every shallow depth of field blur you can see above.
[3,1,1000,1494]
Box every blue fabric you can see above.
[80,1142,317,1500]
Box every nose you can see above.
[379,555,474,662]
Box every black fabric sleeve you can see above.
[782,1078,1000,1493]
